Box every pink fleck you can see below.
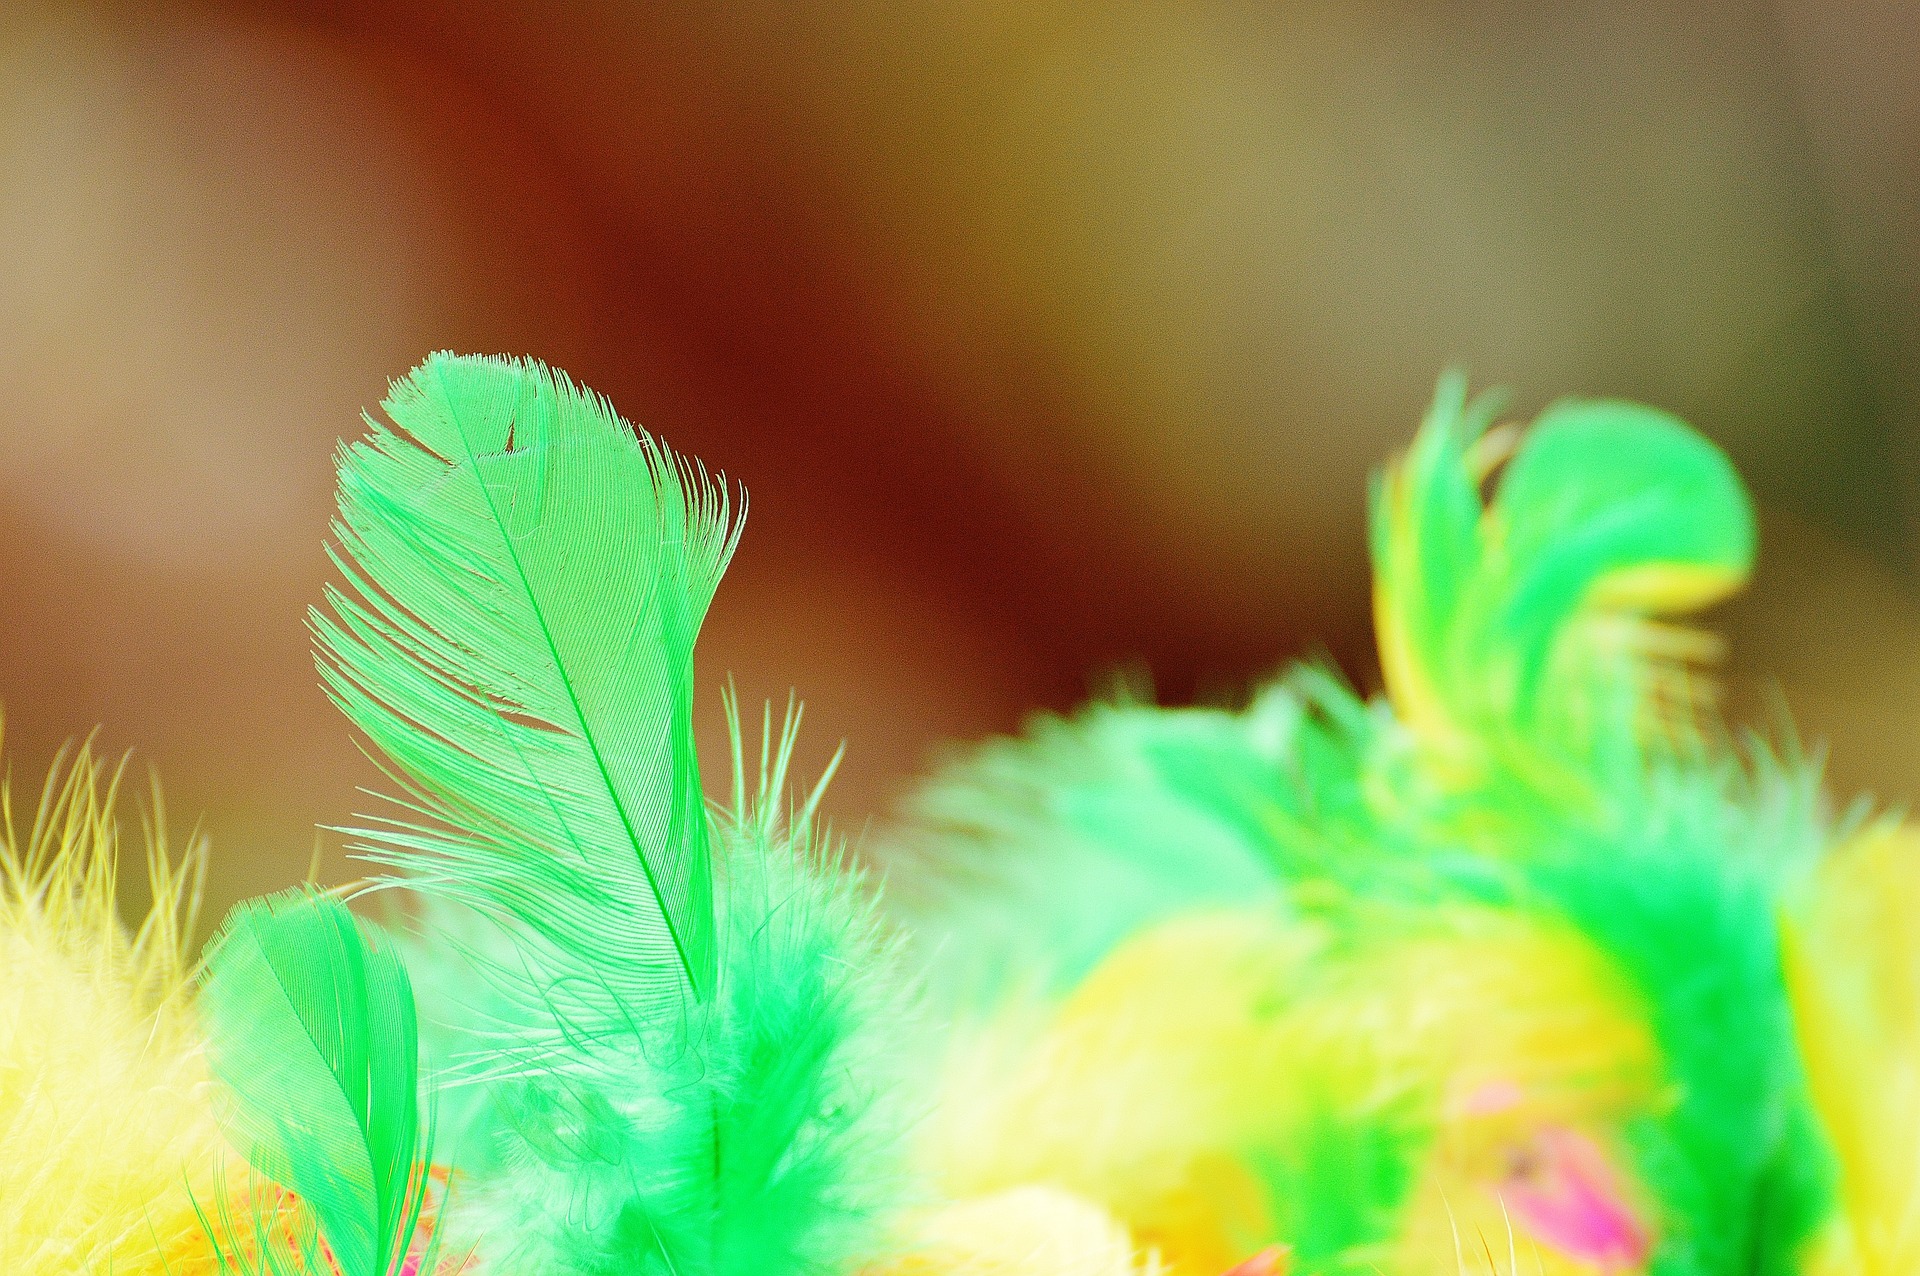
[1222,1247,1289,1276]
[1500,1127,1650,1268]
[1453,1079,1527,1118]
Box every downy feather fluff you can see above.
[17,349,1898,1276]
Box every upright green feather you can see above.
[317,355,909,1274]
[314,352,741,1008]
[198,888,437,1276]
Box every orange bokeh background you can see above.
[2,0,1917,921]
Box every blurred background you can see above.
[1,0,1917,919]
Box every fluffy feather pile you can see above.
[0,750,228,1273]
[3,354,1914,1276]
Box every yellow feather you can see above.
[1782,825,1920,1276]
[874,1187,1161,1276]
[922,911,1308,1271]
[1298,911,1659,1128]
[1370,464,1471,771]
[1284,912,1659,1275]
[0,744,231,1273]
[922,905,1656,1272]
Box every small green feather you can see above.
[198,888,437,1276]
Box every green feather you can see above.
[197,888,437,1276]
[1252,1097,1426,1276]
[1492,399,1755,716]
[883,660,1444,1004]
[314,351,740,1012]
[1371,377,1755,788]
[886,687,1291,1003]
[316,354,908,1273]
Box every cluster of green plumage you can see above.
[173,354,1906,1276]
[884,378,1854,1276]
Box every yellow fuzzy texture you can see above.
[0,746,231,1273]
[1287,907,1659,1276]
[1783,826,1920,1276]
[923,912,1308,1272]
[877,1187,1160,1276]
[924,906,1657,1274]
